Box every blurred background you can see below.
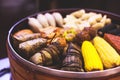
[0,0,120,59]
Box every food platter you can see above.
[7,8,120,80]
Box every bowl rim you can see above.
[7,8,120,79]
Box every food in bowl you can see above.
[12,9,120,72]
[104,33,120,54]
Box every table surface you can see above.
[0,58,11,80]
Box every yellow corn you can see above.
[93,36,120,69]
[81,41,103,71]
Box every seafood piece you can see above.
[40,27,58,39]
[37,14,49,28]
[40,27,63,39]
[13,29,34,46]
[51,37,67,51]
[61,43,84,72]
[13,33,41,44]
[19,38,47,57]
[28,17,43,32]
[45,13,56,27]
[13,29,33,37]
[30,44,61,66]
[52,12,63,27]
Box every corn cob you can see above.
[93,36,120,69]
[81,41,103,71]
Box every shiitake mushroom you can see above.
[98,23,120,36]
[75,27,97,45]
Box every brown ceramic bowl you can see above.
[7,8,120,80]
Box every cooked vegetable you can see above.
[63,28,77,41]
[91,15,108,30]
[19,38,47,57]
[51,37,67,48]
[30,52,43,65]
[12,9,120,72]
[30,44,61,66]
[92,22,104,30]
[70,9,85,18]
[81,41,103,71]
[41,50,53,65]
[63,9,111,30]
[61,43,84,72]
[93,36,120,68]
[30,36,66,66]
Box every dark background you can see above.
[0,0,120,58]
